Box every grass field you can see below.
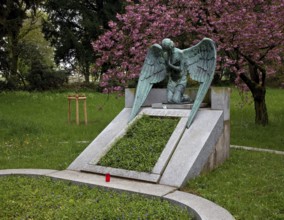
[182,149,284,220]
[183,87,284,220]
[230,88,284,151]
[0,91,124,169]
[0,91,193,219]
[0,88,283,219]
[0,176,191,220]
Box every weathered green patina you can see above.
[129,38,217,128]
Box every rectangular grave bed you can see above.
[97,115,180,173]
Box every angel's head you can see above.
[162,38,174,51]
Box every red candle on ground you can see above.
[105,173,110,182]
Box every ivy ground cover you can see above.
[98,115,180,172]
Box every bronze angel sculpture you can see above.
[129,38,217,128]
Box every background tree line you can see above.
[0,0,125,90]
[0,0,283,126]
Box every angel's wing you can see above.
[129,44,167,122]
[182,38,217,128]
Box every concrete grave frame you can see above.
[68,87,231,188]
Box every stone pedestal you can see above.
[202,87,231,173]
[69,87,231,188]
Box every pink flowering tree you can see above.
[93,0,284,125]
[92,0,193,92]
[201,0,284,125]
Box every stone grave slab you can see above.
[68,87,230,188]
[68,108,223,187]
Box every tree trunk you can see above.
[7,33,20,88]
[84,73,89,83]
[252,86,268,125]
[10,44,19,77]
[83,61,90,83]
[239,63,269,126]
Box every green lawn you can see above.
[0,88,283,169]
[0,91,124,169]
[183,87,284,220]
[0,91,192,219]
[0,176,191,220]
[230,88,284,151]
[182,149,284,220]
[0,88,284,220]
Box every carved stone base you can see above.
[151,102,208,109]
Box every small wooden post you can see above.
[83,97,87,125]
[76,95,79,125]
[67,94,87,125]
[68,98,71,123]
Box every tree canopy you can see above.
[93,0,284,125]
[42,0,125,82]
[0,0,126,88]
[18,12,54,78]
[0,0,42,87]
